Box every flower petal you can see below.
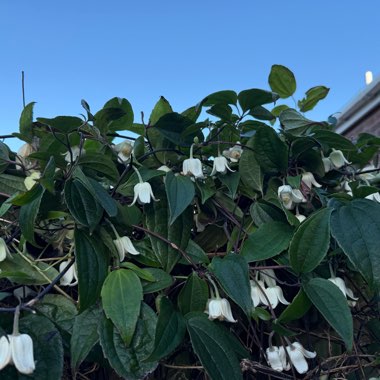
[10,334,36,375]
[0,336,11,370]
[291,342,316,359]
[266,346,284,371]
[286,344,309,374]
[220,298,237,323]
[121,236,140,256]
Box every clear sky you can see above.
[1,1,379,150]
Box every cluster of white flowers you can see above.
[277,185,307,210]
[250,269,290,309]
[266,340,316,374]
[0,307,35,375]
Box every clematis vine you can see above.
[182,144,204,179]
[129,166,158,206]
[109,223,140,262]
[0,306,35,374]
[205,277,236,323]
[210,155,234,176]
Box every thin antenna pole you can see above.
[21,71,26,108]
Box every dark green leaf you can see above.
[103,97,134,132]
[239,137,263,192]
[0,142,10,173]
[19,102,35,142]
[187,314,243,380]
[98,303,157,380]
[249,105,275,121]
[279,108,321,131]
[179,239,210,265]
[75,229,109,311]
[312,130,356,152]
[71,305,102,370]
[206,104,232,120]
[330,199,380,289]
[298,86,330,112]
[202,90,237,106]
[238,89,279,113]
[165,171,195,225]
[37,116,84,133]
[253,126,288,172]
[268,65,296,98]
[149,96,173,126]
[304,278,353,349]
[250,201,286,226]
[147,297,186,361]
[241,221,294,262]
[218,171,240,199]
[289,208,333,273]
[141,268,174,293]
[178,272,209,315]
[87,178,118,217]
[120,262,156,282]
[0,174,26,195]
[278,289,312,323]
[101,269,143,346]
[210,254,252,316]
[78,153,120,181]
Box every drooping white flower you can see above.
[63,146,85,163]
[266,345,290,372]
[59,260,78,286]
[291,189,307,204]
[329,149,351,169]
[328,276,358,307]
[113,236,140,261]
[114,140,133,162]
[129,166,158,206]
[260,269,290,309]
[295,214,307,223]
[182,144,204,179]
[210,155,234,176]
[223,143,243,163]
[16,143,35,171]
[302,172,321,189]
[278,185,306,210]
[285,342,316,374]
[205,297,237,323]
[250,280,268,307]
[0,307,35,374]
[24,171,41,191]
[322,157,333,173]
[0,237,10,262]
[358,164,377,181]
[365,192,380,203]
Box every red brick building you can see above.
[336,75,380,138]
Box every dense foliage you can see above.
[0,65,380,379]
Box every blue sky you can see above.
[1,1,379,150]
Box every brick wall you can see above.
[342,104,380,138]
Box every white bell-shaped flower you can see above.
[210,156,234,176]
[302,172,322,189]
[366,192,380,203]
[322,157,333,173]
[223,143,243,163]
[115,140,133,162]
[59,260,78,286]
[328,276,358,307]
[205,297,237,323]
[113,236,140,261]
[278,185,294,209]
[63,146,85,163]
[182,144,204,178]
[291,189,307,204]
[250,280,268,307]
[266,345,290,372]
[285,341,316,374]
[130,182,158,205]
[0,237,10,262]
[329,149,351,169]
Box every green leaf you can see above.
[0,252,59,285]
[101,269,143,346]
[0,173,26,195]
[78,153,120,181]
[165,171,195,225]
[75,229,108,311]
[141,268,174,293]
[39,156,55,193]
[268,65,296,98]
[206,104,232,120]
[312,130,356,152]
[19,102,35,142]
[179,239,210,265]
[238,89,279,113]
[87,178,118,217]
[106,97,134,132]
[202,90,237,106]
[279,108,321,131]
[149,96,173,125]
[304,278,353,349]
[239,137,263,192]
[144,192,192,272]
[64,179,103,231]
[253,126,288,172]
[147,297,186,361]
[250,201,286,226]
[241,221,294,262]
[98,303,158,380]
[210,254,252,316]
[187,314,243,380]
[278,289,312,323]
[37,116,84,133]
[249,106,275,121]
[298,86,330,112]
[218,171,240,199]
[178,272,209,315]
[19,185,45,245]
[289,208,333,273]
[0,142,10,173]
[330,199,380,289]
[120,262,156,282]
[71,305,102,370]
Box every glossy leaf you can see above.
[210,254,252,316]
[0,141,10,173]
[75,229,109,311]
[298,86,330,112]
[187,313,243,380]
[0,173,26,196]
[37,116,84,133]
[268,64,296,98]
[202,90,237,106]
[178,272,209,315]
[238,89,279,112]
[289,208,332,273]
[101,269,143,346]
[141,268,174,293]
[78,153,120,182]
[19,102,35,142]
[98,303,157,380]
[147,297,186,361]
[239,137,263,192]
[241,221,294,262]
[278,289,312,323]
[149,96,173,126]
[330,199,380,289]
[304,278,353,349]
[165,171,195,225]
